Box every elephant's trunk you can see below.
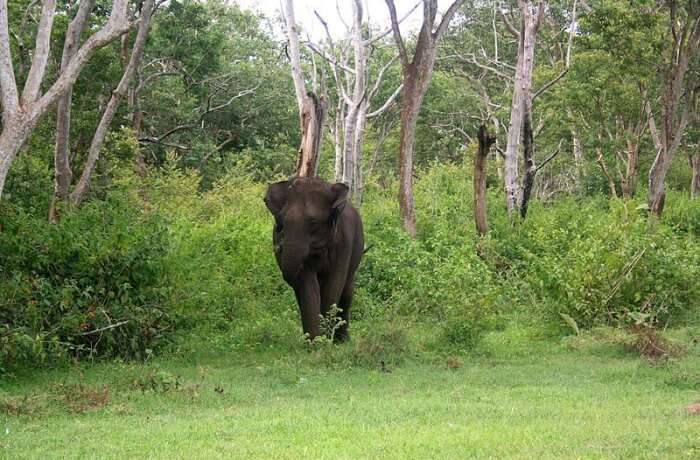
[279,240,308,283]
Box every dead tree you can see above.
[475,125,496,236]
[310,2,406,201]
[0,0,131,200]
[385,0,466,237]
[284,0,326,177]
[645,1,700,216]
[501,1,544,218]
[500,0,577,219]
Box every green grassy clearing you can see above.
[1,326,699,459]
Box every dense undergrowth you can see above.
[2,158,700,371]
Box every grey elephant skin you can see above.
[264,177,364,342]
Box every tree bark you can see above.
[353,103,367,203]
[385,0,465,237]
[596,147,618,198]
[571,126,583,190]
[690,154,700,199]
[475,125,495,236]
[646,4,700,216]
[49,0,96,222]
[621,139,639,199]
[519,107,536,219]
[503,1,542,218]
[284,0,325,177]
[69,0,155,206]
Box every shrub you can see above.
[0,193,172,368]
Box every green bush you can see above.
[3,157,700,370]
[0,193,172,367]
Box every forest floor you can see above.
[1,325,699,459]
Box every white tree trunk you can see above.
[0,0,130,200]
[503,2,540,217]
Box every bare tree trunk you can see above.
[503,1,542,218]
[690,154,700,199]
[70,0,155,206]
[353,103,367,203]
[571,126,583,190]
[396,77,426,237]
[295,93,326,178]
[621,139,639,199]
[333,97,344,182]
[49,0,95,222]
[475,125,495,236]
[519,108,536,219]
[0,127,24,195]
[340,0,366,191]
[596,148,618,197]
[284,0,325,177]
[385,0,465,237]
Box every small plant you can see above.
[132,370,182,393]
[320,304,346,343]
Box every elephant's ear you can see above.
[330,183,349,218]
[264,181,290,217]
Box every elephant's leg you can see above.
[293,271,321,340]
[334,276,355,343]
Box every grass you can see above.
[1,325,699,459]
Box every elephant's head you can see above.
[264,177,349,282]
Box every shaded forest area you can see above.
[1,0,699,371]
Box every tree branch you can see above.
[535,139,563,172]
[365,1,420,45]
[367,84,402,118]
[532,67,568,100]
[500,8,520,39]
[21,0,56,105]
[384,0,409,67]
[32,0,131,119]
[0,0,19,115]
[434,0,466,39]
[139,87,257,145]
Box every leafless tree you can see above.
[283,0,326,177]
[385,0,465,237]
[646,1,700,216]
[474,125,496,236]
[0,0,132,200]
[501,0,544,218]
[309,2,408,201]
[500,0,577,219]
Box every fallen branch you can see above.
[77,320,130,336]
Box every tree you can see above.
[283,0,326,177]
[68,0,156,206]
[309,2,406,201]
[646,0,700,216]
[385,0,465,236]
[0,0,131,200]
[48,0,95,222]
[501,1,544,217]
[474,125,495,236]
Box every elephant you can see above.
[264,177,364,342]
